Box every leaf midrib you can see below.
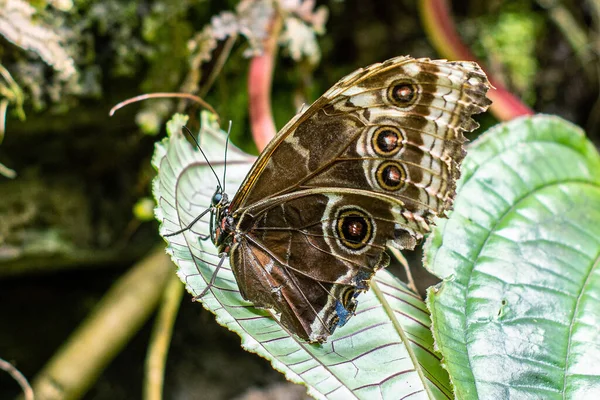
[460,178,600,398]
[562,250,600,399]
[372,280,436,399]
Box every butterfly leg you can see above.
[165,207,212,237]
[192,252,227,300]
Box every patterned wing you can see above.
[231,190,407,342]
[228,56,491,341]
[230,56,492,238]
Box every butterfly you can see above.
[166,56,491,343]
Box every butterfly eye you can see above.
[211,192,223,206]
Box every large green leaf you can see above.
[424,115,600,399]
[152,112,452,399]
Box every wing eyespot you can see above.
[376,161,407,191]
[335,207,374,251]
[341,288,358,310]
[387,79,419,107]
[371,126,404,156]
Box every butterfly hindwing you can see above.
[231,190,405,341]
[230,186,453,341]
[231,239,369,342]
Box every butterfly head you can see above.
[211,190,225,207]
[210,186,235,253]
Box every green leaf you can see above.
[152,112,452,399]
[424,115,600,399]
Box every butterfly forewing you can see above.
[222,56,491,342]
[230,56,491,216]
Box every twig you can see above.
[143,273,184,400]
[590,0,600,23]
[109,93,219,121]
[30,248,173,400]
[0,98,7,145]
[199,34,238,98]
[0,98,17,179]
[536,0,596,81]
[0,63,25,120]
[387,247,420,296]
[0,162,16,179]
[0,357,34,400]
[419,0,533,120]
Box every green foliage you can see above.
[425,115,600,399]
[133,197,156,222]
[165,113,189,136]
[475,6,543,104]
[153,112,453,399]
[153,113,600,398]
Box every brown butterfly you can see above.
[172,56,491,343]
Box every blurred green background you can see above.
[0,0,598,399]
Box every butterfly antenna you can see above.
[222,120,233,193]
[181,125,223,191]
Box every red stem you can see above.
[248,13,282,152]
[420,0,534,120]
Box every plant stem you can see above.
[388,247,419,296]
[419,0,534,120]
[30,248,173,400]
[248,10,283,152]
[536,0,596,81]
[0,357,33,400]
[143,273,184,400]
